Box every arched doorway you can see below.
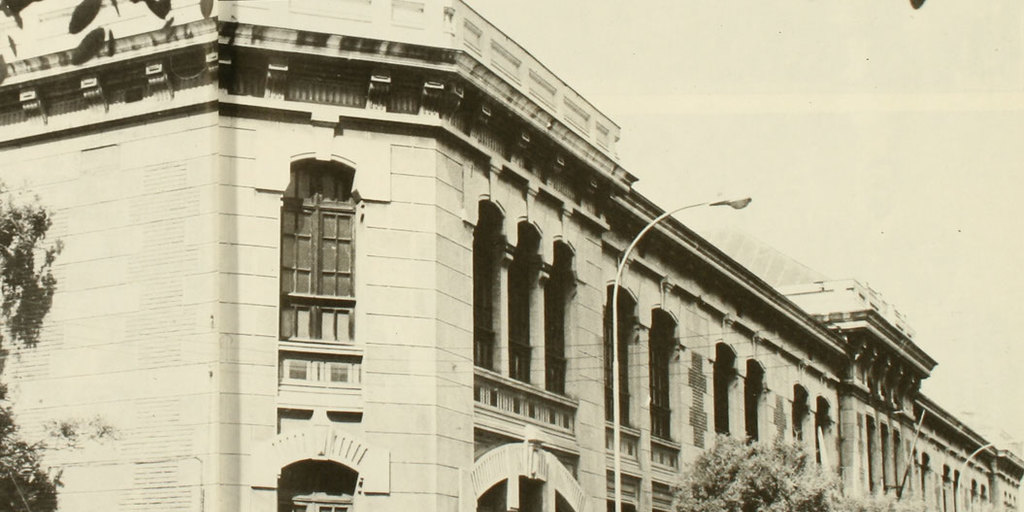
[468,441,586,512]
[253,427,391,512]
[278,460,358,512]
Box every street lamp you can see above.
[611,197,751,512]
[955,443,994,509]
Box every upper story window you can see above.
[604,286,636,426]
[544,242,574,395]
[507,222,540,383]
[473,201,504,370]
[649,309,675,440]
[280,160,356,342]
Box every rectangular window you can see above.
[281,305,352,342]
[280,356,361,385]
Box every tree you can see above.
[0,182,61,512]
[673,436,839,512]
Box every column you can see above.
[883,423,896,494]
[870,415,883,494]
[530,266,548,387]
[495,249,512,377]
[838,393,860,495]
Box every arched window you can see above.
[971,480,978,511]
[894,430,904,494]
[867,416,878,491]
[953,470,961,512]
[713,343,737,435]
[508,222,540,383]
[281,160,356,342]
[604,286,635,426]
[473,202,503,370]
[544,242,573,394]
[278,460,358,512]
[814,397,831,465]
[792,384,809,441]
[881,423,891,490]
[942,465,952,512]
[649,309,675,440]
[744,360,765,442]
[921,452,931,502]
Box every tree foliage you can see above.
[0,183,60,353]
[674,437,930,512]
[0,183,62,512]
[674,436,839,512]
[1,384,60,512]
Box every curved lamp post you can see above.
[955,443,994,509]
[611,197,751,512]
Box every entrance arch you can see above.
[469,441,586,512]
[253,426,390,495]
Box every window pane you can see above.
[336,310,350,342]
[328,363,349,383]
[298,172,310,198]
[281,308,295,338]
[296,308,310,338]
[297,211,312,235]
[323,215,337,238]
[337,216,352,239]
[282,210,295,230]
[337,241,351,271]
[297,238,312,269]
[286,360,308,380]
[322,240,338,272]
[321,310,336,341]
[296,271,311,294]
[337,276,352,297]
[320,274,336,296]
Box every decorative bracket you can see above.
[145,62,172,100]
[265,59,288,100]
[367,73,391,111]
[20,89,46,124]
[80,77,107,113]
[420,80,446,117]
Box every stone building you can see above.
[0,1,1019,511]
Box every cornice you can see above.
[609,193,848,363]
[1,19,217,88]
[829,313,937,377]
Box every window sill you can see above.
[285,292,356,306]
[280,339,363,357]
[279,380,362,391]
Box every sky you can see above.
[468,0,1024,449]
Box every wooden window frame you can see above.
[280,166,357,344]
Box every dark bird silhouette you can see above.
[69,0,102,34]
[71,26,105,65]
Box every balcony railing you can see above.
[545,354,566,395]
[509,342,531,383]
[474,367,576,434]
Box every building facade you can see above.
[0,1,1019,511]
